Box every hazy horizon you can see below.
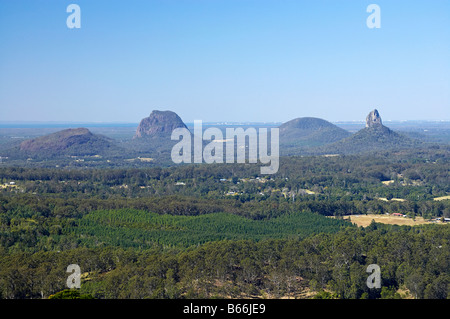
[1,118,450,127]
[1,1,449,123]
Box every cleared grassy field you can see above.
[342,214,432,227]
[434,195,450,201]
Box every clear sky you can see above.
[0,0,449,123]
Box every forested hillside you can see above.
[0,149,448,299]
[1,225,448,299]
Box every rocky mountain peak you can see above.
[366,109,383,128]
[134,110,188,138]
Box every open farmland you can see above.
[343,214,435,227]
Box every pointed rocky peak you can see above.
[366,109,383,128]
[317,108,420,155]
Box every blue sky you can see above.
[0,0,449,123]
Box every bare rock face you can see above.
[366,109,383,128]
[134,110,188,138]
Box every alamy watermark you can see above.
[66,4,81,29]
[366,264,381,289]
[65,4,379,29]
[171,120,279,174]
[366,4,381,29]
[66,264,81,289]
[66,263,382,291]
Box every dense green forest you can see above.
[1,225,448,299]
[0,208,351,252]
[0,150,448,299]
